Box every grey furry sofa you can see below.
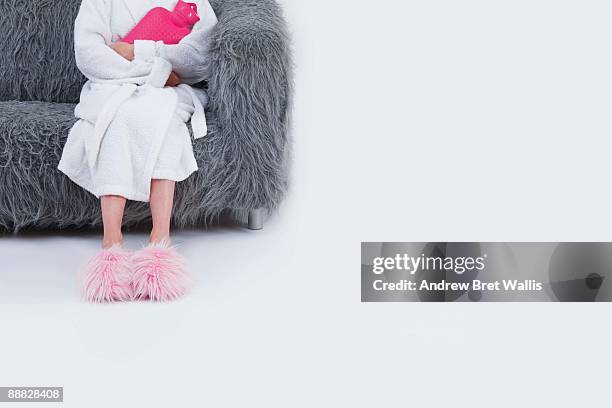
[0,0,291,232]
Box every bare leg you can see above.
[131,179,187,302]
[101,195,126,249]
[149,179,176,244]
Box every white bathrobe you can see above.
[58,0,217,202]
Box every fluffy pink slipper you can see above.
[131,241,190,302]
[82,246,132,303]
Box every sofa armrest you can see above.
[204,0,292,212]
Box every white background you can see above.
[1,0,611,406]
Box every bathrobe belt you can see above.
[86,83,208,173]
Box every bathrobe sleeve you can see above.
[74,0,172,87]
[132,0,218,85]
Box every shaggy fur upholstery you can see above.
[0,0,292,232]
[0,0,84,103]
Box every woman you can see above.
[58,0,217,302]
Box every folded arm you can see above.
[133,0,218,85]
[74,0,172,87]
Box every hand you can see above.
[165,71,181,87]
[110,41,134,61]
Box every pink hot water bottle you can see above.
[121,0,201,45]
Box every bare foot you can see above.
[149,231,170,245]
[102,233,123,249]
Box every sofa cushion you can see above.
[0,0,85,103]
[0,100,77,168]
[0,100,217,231]
[0,101,88,230]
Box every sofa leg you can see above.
[248,209,265,230]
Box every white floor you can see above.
[2,0,612,406]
